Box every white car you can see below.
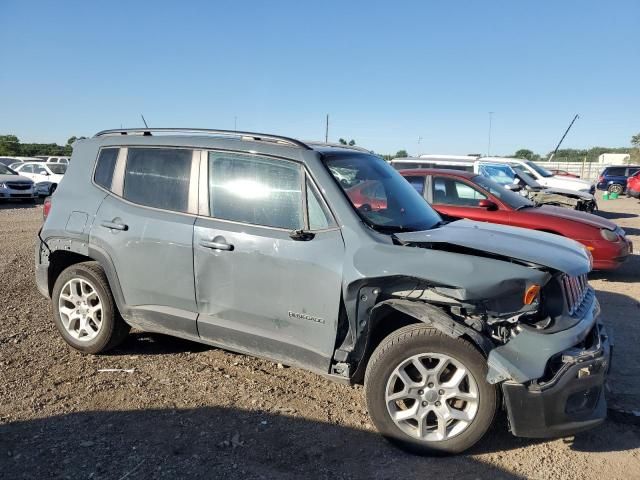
[12,162,67,195]
[35,155,71,164]
[496,158,595,194]
[411,155,595,194]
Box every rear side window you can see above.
[606,167,625,176]
[94,148,119,189]
[208,152,303,230]
[123,148,193,213]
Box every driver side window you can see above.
[432,177,486,206]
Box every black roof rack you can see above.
[93,128,312,150]
[304,141,372,153]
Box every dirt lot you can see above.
[1,197,639,479]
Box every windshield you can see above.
[472,175,534,210]
[478,163,516,185]
[0,165,17,175]
[48,164,67,175]
[525,160,553,178]
[324,153,442,232]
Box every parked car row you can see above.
[391,156,598,212]
[36,128,615,456]
[0,157,68,201]
[596,165,640,194]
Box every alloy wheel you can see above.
[385,352,479,442]
[58,278,103,341]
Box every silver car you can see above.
[0,164,36,201]
[35,128,611,455]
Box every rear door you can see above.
[428,175,511,225]
[90,146,200,336]
[193,150,345,372]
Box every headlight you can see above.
[600,229,619,242]
[583,246,594,271]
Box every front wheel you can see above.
[365,324,497,455]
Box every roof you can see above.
[92,128,373,156]
[397,168,477,178]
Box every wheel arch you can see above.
[46,243,128,315]
[350,299,493,384]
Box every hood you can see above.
[527,205,617,230]
[551,175,592,188]
[540,187,594,200]
[394,219,590,276]
[0,174,33,184]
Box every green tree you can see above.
[348,139,355,146]
[632,133,640,149]
[395,149,408,158]
[514,149,534,160]
[0,135,20,155]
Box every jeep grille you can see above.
[560,273,590,316]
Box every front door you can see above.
[429,175,512,225]
[194,150,345,373]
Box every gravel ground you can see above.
[1,196,639,479]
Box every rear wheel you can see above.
[365,324,497,455]
[52,262,130,353]
[49,184,58,195]
[608,183,624,195]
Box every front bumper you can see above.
[502,322,611,438]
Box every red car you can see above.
[395,169,632,270]
[627,171,640,199]
[549,169,580,178]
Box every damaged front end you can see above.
[341,220,611,438]
[526,189,598,213]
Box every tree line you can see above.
[0,135,85,157]
[3,131,638,163]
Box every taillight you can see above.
[43,197,52,221]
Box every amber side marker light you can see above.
[524,284,541,305]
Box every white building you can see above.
[598,153,631,165]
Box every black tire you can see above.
[364,324,497,455]
[49,184,58,195]
[52,261,130,354]
[608,183,623,195]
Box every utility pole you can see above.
[487,111,494,157]
[548,114,579,162]
[325,114,329,143]
[234,116,238,132]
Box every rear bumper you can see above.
[34,233,50,298]
[503,322,611,438]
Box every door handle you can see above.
[200,240,234,251]
[101,221,128,231]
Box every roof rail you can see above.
[304,141,372,153]
[93,128,312,150]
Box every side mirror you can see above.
[478,199,498,211]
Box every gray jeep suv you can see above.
[35,128,611,454]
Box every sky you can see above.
[1,0,638,156]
